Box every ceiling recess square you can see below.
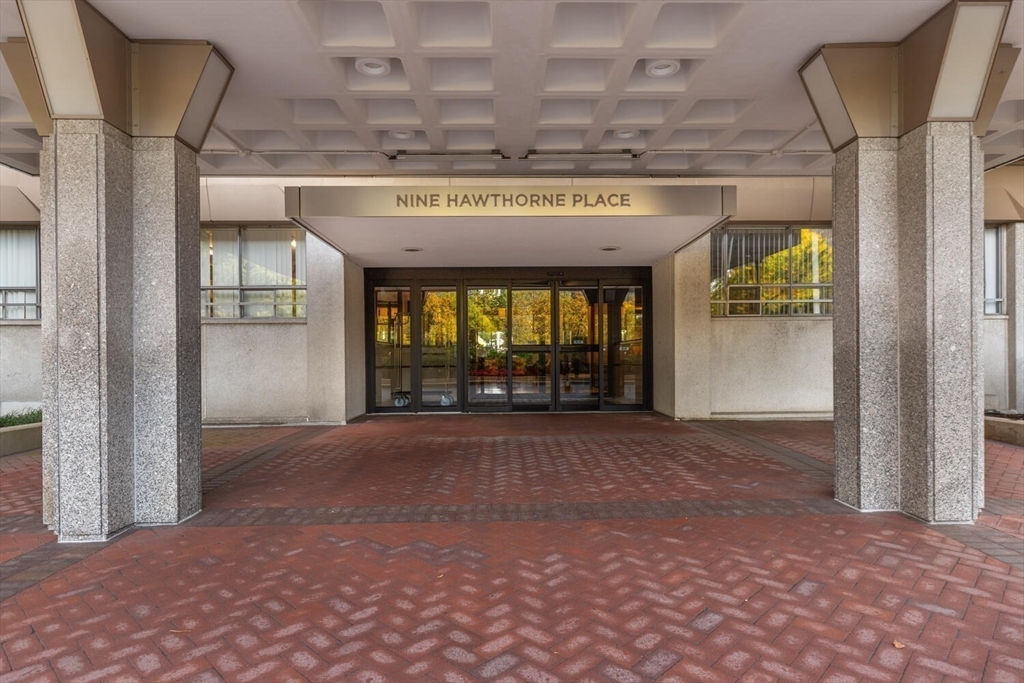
[683,99,753,124]
[647,3,742,49]
[544,59,614,92]
[430,58,494,92]
[599,130,649,149]
[331,155,379,171]
[414,2,491,47]
[452,160,497,171]
[0,96,31,123]
[991,99,1024,126]
[728,130,795,151]
[288,99,346,125]
[339,58,410,91]
[589,160,634,170]
[789,129,830,151]
[532,160,575,171]
[439,99,495,125]
[199,154,262,172]
[376,130,430,150]
[307,130,365,151]
[534,129,585,150]
[361,99,422,125]
[705,153,759,170]
[762,154,826,171]
[646,153,696,170]
[626,59,703,92]
[665,129,719,149]
[446,130,496,150]
[610,100,673,125]
[538,100,598,125]
[317,1,394,47]
[264,154,320,171]
[392,161,440,171]
[231,129,297,150]
[551,2,635,48]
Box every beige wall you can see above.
[0,322,42,414]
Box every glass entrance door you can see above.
[368,269,650,413]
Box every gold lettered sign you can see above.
[285,185,736,218]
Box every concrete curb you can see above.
[0,422,42,457]
[985,416,1024,446]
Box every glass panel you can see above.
[0,228,39,321]
[792,228,833,285]
[200,228,239,287]
[421,288,459,408]
[374,287,412,408]
[511,288,551,346]
[468,287,509,406]
[201,289,240,318]
[602,286,643,406]
[559,287,599,407]
[512,352,551,406]
[242,228,306,286]
[984,227,1001,314]
[241,289,275,318]
[275,289,307,318]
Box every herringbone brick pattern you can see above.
[1,414,1022,683]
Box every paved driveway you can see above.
[1,414,1022,682]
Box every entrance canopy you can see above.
[286,184,735,267]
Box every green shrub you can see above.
[0,408,42,428]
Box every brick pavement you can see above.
[1,414,1022,682]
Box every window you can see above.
[200,227,306,319]
[0,227,40,320]
[984,225,1003,315]
[711,225,833,316]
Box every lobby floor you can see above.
[1,415,1021,682]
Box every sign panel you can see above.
[286,185,736,218]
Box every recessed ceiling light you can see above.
[403,247,423,252]
[613,129,641,140]
[355,57,392,77]
[645,58,680,78]
[388,130,415,140]
[600,246,620,252]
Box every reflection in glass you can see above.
[512,352,551,406]
[374,288,411,408]
[468,288,508,406]
[421,288,458,408]
[511,288,551,346]
[603,286,643,405]
[559,288,599,407]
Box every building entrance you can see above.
[367,268,651,413]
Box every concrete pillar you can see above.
[833,124,985,523]
[41,124,203,540]
[41,121,136,541]
[896,122,985,522]
[306,233,348,423]
[832,138,901,512]
[343,256,366,421]
[132,139,202,525]
[1008,223,1024,413]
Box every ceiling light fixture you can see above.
[403,247,423,252]
[600,246,620,252]
[645,59,681,78]
[613,129,641,140]
[388,130,415,140]
[355,57,392,77]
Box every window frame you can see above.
[710,222,834,319]
[0,224,41,322]
[200,224,308,321]
[984,223,1005,316]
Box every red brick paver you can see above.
[1,415,1022,683]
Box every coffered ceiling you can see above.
[0,0,1022,178]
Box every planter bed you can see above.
[0,422,42,457]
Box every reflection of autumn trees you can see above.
[511,290,550,345]
[710,228,834,305]
[559,291,592,343]
[422,291,457,347]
